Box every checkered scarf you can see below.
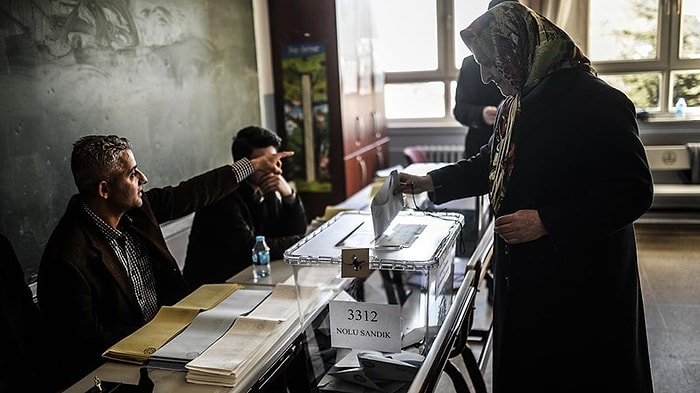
[460,2,594,214]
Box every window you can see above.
[372,0,700,123]
[591,0,700,115]
[372,0,491,123]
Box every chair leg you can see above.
[461,346,488,393]
[443,360,472,393]
[379,270,398,304]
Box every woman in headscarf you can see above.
[396,3,654,392]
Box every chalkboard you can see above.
[0,0,260,282]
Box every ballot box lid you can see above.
[284,210,464,271]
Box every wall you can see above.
[387,125,467,167]
[0,0,260,282]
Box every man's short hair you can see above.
[71,135,131,195]
[231,126,282,161]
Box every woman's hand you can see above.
[494,209,548,244]
[394,173,434,195]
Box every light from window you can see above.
[373,0,438,72]
[453,0,491,68]
[599,73,661,111]
[384,82,445,119]
[670,70,700,109]
[588,0,658,62]
[680,1,700,59]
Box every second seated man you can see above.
[184,126,308,288]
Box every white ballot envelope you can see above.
[370,170,404,240]
[335,171,425,250]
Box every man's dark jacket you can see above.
[183,181,307,289]
[37,165,240,389]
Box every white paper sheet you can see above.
[370,169,403,239]
[149,288,272,364]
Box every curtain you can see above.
[521,0,589,53]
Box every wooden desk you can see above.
[64,191,493,393]
[226,260,293,287]
[64,261,301,393]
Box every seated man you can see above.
[184,126,307,288]
[37,134,290,389]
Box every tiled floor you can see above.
[635,223,700,393]
[434,222,700,393]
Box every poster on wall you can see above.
[281,42,331,193]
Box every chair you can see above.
[403,146,428,165]
[1,234,57,392]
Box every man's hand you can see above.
[259,173,293,197]
[394,173,434,195]
[483,106,498,126]
[250,151,294,175]
[494,209,547,244]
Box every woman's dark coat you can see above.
[430,68,654,392]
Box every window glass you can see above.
[599,73,661,111]
[453,0,491,68]
[384,82,445,119]
[670,70,700,110]
[680,0,700,59]
[588,0,659,62]
[372,0,697,122]
[373,0,438,72]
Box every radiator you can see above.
[418,144,464,163]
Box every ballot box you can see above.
[284,210,464,391]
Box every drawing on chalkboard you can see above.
[0,1,254,283]
[0,1,219,86]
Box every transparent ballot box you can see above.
[284,210,464,391]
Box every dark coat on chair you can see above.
[430,68,655,392]
[37,165,241,389]
[1,234,57,393]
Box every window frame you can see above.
[593,0,700,113]
[383,0,463,127]
[382,0,700,125]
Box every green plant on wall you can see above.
[281,43,331,193]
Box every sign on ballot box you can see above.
[329,300,401,353]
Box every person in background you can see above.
[455,0,517,303]
[453,0,516,160]
[1,234,57,393]
[396,3,654,392]
[37,134,291,389]
[184,126,307,288]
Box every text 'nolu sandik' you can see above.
[335,328,392,338]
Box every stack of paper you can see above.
[184,283,319,387]
[185,316,290,387]
[102,283,243,364]
[147,288,272,370]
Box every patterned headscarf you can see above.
[460,2,594,214]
